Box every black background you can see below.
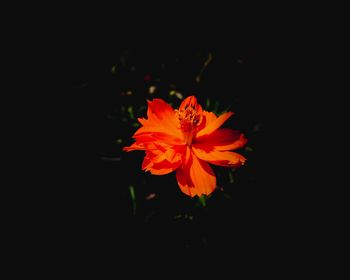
[44,39,307,268]
[9,7,333,275]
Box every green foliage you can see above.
[228,169,235,184]
[129,185,136,216]
[198,195,208,207]
[127,106,135,120]
[205,98,210,110]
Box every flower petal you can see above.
[192,146,246,167]
[196,111,234,137]
[134,99,183,143]
[176,148,216,197]
[178,96,203,126]
[148,160,182,175]
[194,128,247,151]
[134,132,184,145]
[179,96,198,110]
[123,141,145,152]
[142,154,182,175]
[142,144,184,175]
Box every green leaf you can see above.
[228,170,235,184]
[198,195,207,207]
[127,106,135,119]
[205,98,211,110]
[129,185,136,216]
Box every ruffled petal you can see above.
[142,144,185,175]
[192,146,246,167]
[176,148,216,197]
[148,160,182,175]
[134,132,184,145]
[134,99,183,143]
[196,111,234,137]
[179,96,198,110]
[178,96,203,125]
[123,141,145,152]
[194,128,247,151]
[123,96,247,198]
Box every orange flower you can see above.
[123,96,247,197]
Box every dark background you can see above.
[12,9,331,274]
[51,46,299,262]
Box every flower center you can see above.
[176,106,201,145]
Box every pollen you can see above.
[175,106,201,145]
[176,107,201,130]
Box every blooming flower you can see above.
[123,96,247,197]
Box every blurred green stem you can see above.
[129,185,136,216]
[198,195,207,207]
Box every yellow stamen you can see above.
[176,106,201,145]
